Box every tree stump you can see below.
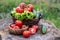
[0,18,60,40]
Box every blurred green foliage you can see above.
[0,0,60,29]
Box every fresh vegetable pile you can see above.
[11,3,36,20]
[9,2,47,38]
[10,20,39,38]
[23,25,39,38]
[11,2,44,27]
[10,20,23,29]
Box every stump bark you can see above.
[0,18,60,40]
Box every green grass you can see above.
[0,0,60,29]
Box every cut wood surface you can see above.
[0,18,60,40]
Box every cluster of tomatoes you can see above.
[10,2,39,38]
[10,20,38,38]
[16,2,34,13]
[10,20,23,29]
[23,25,38,38]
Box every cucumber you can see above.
[41,25,47,34]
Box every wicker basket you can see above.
[9,26,28,35]
[22,19,39,27]
[11,13,43,27]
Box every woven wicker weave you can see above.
[9,26,28,35]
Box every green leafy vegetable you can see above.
[33,10,41,19]
[26,12,35,19]
[11,11,36,20]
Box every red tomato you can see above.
[22,25,26,29]
[24,8,28,11]
[27,4,34,11]
[27,4,33,7]
[10,24,15,28]
[16,7,24,13]
[19,2,25,9]
[23,31,31,38]
[15,20,23,28]
[27,8,32,12]
[29,28,36,35]
[13,26,20,29]
[24,8,31,12]
[32,25,39,32]
[24,8,29,12]
[29,5,34,11]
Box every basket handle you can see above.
[39,13,43,20]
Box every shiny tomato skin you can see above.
[24,8,28,11]
[29,28,36,35]
[23,31,31,38]
[29,5,34,11]
[19,2,25,9]
[10,24,15,28]
[27,8,32,12]
[16,7,24,13]
[32,25,39,32]
[27,4,34,11]
[24,8,31,12]
[13,26,20,29]
[15,20,23,28]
